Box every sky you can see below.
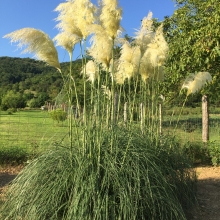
[0,0,176,63]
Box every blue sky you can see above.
[0,0,176,62]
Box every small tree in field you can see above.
[49,108,67,124]
[1,90,26,110]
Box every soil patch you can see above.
[186,166,220,220]
[0,165,24,202]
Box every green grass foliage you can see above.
[0,110,69,149]
[208,141,220,166]
[0,145,29,165]
[0,127,196,220]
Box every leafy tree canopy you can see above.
[163,0,220,104]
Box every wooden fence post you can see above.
[124,102,127,126]
[113,93,118,124]
[140,103,144,133]
[159,103,162,136]
[202,95,209,143]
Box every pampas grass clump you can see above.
[0,127,196,220]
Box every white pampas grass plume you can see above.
[73,0,97,38]
[119,41,141,75]
[115,41,141,83]
[99,0,123,39]
[55,0,97,39]
[147,24,169,67]
[55,2,83,38]
[134,11,154,55]
[114,70,127,85]
[109,59,126,85]
[139,24,168,81]
[82,60,98,83]
[141,11,153,29]
[141,24,168,69]
[139,58,153,81]
[53,32,80,55]
[4,28,61,71]
[182,72,212,95]
[88,25,113,69]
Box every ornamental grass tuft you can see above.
[0,127,196,220]
[2,1,199,219]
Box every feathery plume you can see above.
[139,24,168,81]
[142,24,168,68]
[53,32,80,56]
[3,28,61,71]
[115,41,141,84]
[82,60,98,83]
[88,25,113,69]
[139,58,153,81]
[182,72,212,95]
[111,59,126,84]
[99,0,123,39]
[147,24,169,66]
[55,0,97,39]
[134,11,154,55]
[108,59,125,84]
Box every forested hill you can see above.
[0,56,83,109]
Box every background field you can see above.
[1,107,220,150]
[0,110,68,153]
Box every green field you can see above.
[1,109,220,151]
[162,106,220,145]
[0,110,69,151]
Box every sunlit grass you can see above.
[0,110,69,150]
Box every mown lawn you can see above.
[0,109,69,151]
[1,109,220,149]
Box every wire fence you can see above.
[0,110,69,151]
[1,105,220,150]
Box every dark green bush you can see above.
[0,146,29,165]
[7,108,17,115]
[49,108,67,123]
[208,141,220,166]
[183,142,211,165]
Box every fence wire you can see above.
[1,106,220,150]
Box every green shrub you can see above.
[0,146,29,165]
[7,108,17,115]
[208,141,220,166]
[183,142,211,165]
[49,108,67,123]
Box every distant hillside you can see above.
[0,56,84,107]
[0,56,82,93]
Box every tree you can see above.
[1,90,26,110]
[28,92,49,108]
[163,0,220,104]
